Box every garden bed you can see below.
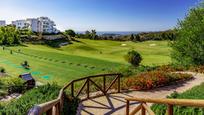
[189,65,204,74]
[121,70,193,90]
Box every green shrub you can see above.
[0,83,80,115]
[65,29,76,38]
[0,102,6,110]
[110,65,157,77]
[0,83,60,114]
[0,77,25,96]
[151,83,204,115]
[62,96,80,115]
[124,50,142,67]
[45,39,69,48]
[0,67,5,73]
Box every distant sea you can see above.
[76,31,143,35]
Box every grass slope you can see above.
[61,39,171,65]
[151,83,204,115]
[0,39,171,85]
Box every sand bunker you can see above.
[121,44,127,46]
[149,44,156,47]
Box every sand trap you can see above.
[121,44,127,46]
[149,43,156,47]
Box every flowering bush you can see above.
[122,71,193,90]
[189,65,204,73]
[155,65,186,72]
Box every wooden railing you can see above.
[28,73,122,115]
[125,97,204,115]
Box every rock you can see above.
[0,93,22,102]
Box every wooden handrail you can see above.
[125,97,204,115]
[129,104,142,115]
[125,97,204,107]
[142,103,155,115]
[28,73,121,115]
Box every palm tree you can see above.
[91,30,97,40]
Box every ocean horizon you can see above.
[76,31,145,35]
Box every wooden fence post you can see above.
[103,76,106,94]
[46,108,52,115]
[126,100,129,115]
[60,93,64,113]
[52,105,56,115]
[87,78,90,99]
[71,82,74,97]
[118,75,120,93]
[141,103,146,115]
[167,104,173,115]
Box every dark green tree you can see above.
[0,26,21,45]
[171,2,204,66]
[90,30,98,40]
[129,34,134,41]
[84,30,91,38]
[65,29,76,38]
[124,50,142,67]
[134,34,141,42]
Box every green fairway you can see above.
[60,39,171,65]
[0,39,171,85]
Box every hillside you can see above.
[0,39,171,85]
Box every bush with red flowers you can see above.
[122,71,193,90]
[189,65,204,74]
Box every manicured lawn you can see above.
[0,39,171,85]
[61,39,171,65]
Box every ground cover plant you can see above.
[0,76,25,97]
[151,83,204,115]
[0,83,79,115]
[0,84,60,114]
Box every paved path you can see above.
[78,72,204,115]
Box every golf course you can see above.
[0,39,171,85]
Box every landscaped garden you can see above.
[122,70,193,90]
[1,0,204,114]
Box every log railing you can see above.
[125,97,204,115]
[28,73,122,115]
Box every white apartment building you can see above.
[12,20,27,29]
[12,17,59,33]
[26,18,39,32]
[37,17,57,33]
[0,20,6,27]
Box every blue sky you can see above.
[0,0,200,31]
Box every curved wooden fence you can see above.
[125,97,204,115]
[28,73,122,115]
